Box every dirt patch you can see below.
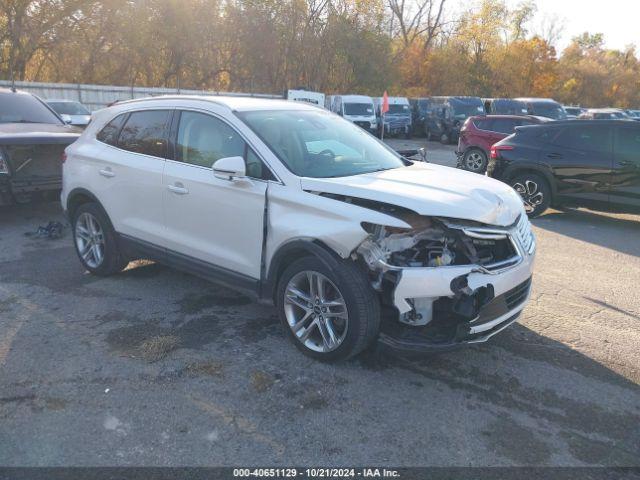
[0,296,18,313]
[186,361,225,377]
[250,370,275,392]
[483,416,552,464]
[177,292,251,314]
[139,335,180,362]
[300,393,328,410]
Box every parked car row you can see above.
[2,87,638,360]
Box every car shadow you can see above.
[358,322,640,465]
[532,207,640,257]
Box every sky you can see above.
[457,0,640,53]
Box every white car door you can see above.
[92,109,171,246]
[162,110,274,280]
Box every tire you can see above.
[276,256,380,361]
[510,172,552,218]
[462,148,488,173]
[71,202,128,276]
[440,132,450,145]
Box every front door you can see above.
[162,110,272,279]
[542,124,613,205]
[610,125,640,209]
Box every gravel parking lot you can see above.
[1,146,639,466]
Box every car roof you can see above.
[525,119,637,128]
[0,87,34,96]
[514,97,559,103]
[339,95,374,102]
[469,114,546,121]
[47,99,83,103]
[115,95,320,112]
[587,108,624,113]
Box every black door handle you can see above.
[547,153,563,159]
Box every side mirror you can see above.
[212,156,246,181]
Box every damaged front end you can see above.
[354,211,535,351]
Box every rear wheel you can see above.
[511,173,551,218]
[72,202,128,276]
[276,256,380,361]
[462,149,488,173]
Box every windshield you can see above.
[452,102,485,119]
[530,102,567,119]
[344,103,374,116]
[48,101,90,115]
[0,92,63,124]
[237,109,406,178]
[387,104,410,115]
[493,100,528,115]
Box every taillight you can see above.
[62,152,67,164]
[490,145,513,160]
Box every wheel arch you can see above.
[263,239,345,303]
[503,164,557,199]
[66,188,108,221]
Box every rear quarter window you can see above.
[96,114,126,146]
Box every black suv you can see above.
[0,88,81,205]
[488,120,640,217]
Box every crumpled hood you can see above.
[0,123,81,145]
[300,162,525,227]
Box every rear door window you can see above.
[490,118,517,134]
[552,125,612,153]
[117,110,171,157]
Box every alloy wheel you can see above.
[283,270,349,353]
[464,151,486,172]
[75,212,105,268]
[513,180,544,214]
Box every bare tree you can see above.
[387,0,447,52]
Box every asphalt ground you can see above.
[0,143,639,467]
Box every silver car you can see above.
[47,99,92,128]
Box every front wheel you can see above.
[440,132,450,144]
[276,256,380,361]
[511,173,551,218]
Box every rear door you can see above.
[543,124,613,204]
[610,125,640,208]
[95,109,171,245]
[162,109,273,279]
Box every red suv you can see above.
[457,115,548,173]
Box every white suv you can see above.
[62,96,535,361]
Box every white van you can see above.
[327,95,377,133]
[287,89,325,108]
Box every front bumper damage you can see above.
[357,213,536,352]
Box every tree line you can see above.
[1,0,639,107]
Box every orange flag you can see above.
[382,91,389,114]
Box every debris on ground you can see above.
[138,335,180,362]
[24,221,65,240]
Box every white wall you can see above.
[0,80,282,112]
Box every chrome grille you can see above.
[515,215,535,254]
